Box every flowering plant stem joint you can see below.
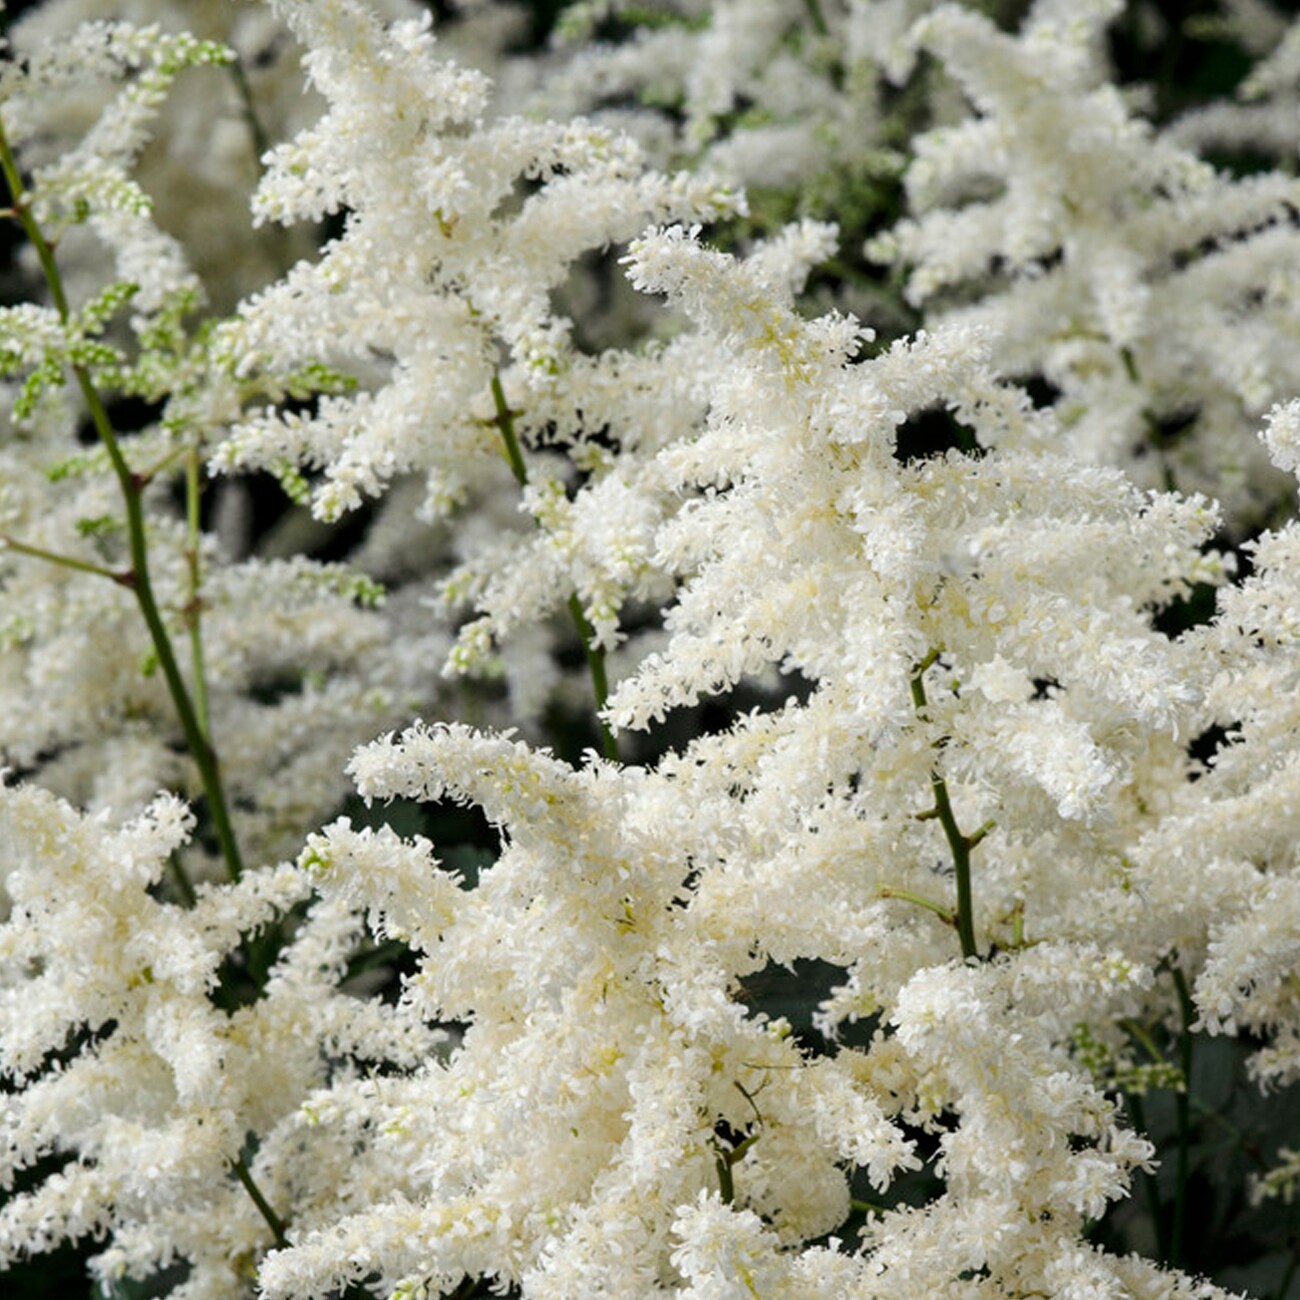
[0,111,247,885]
[0,101,291,1265]
[910,652,981,960]
[232,1154,289,1249]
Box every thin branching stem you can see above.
[232,1154,289,1249]
[1170,964,1195,1268]
[0,115,290,1256]
[227,56,273,169]
[225,54,297,271]
[910,652,981,960]
[849,1199,885,1218]
[0,114,244,884]
[1121,1017,1166,1067]
[0,532,132,584]
[184,445,212,739]
[879,884,957,927]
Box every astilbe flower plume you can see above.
[249,227,1237,1296]
[871,0,1300,529]
[4,2,1300,1299]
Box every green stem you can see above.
[136,441,188,484]
[490,373,529,483]
[879,884,957,927]
[168,851,198,908]
[710,1125,760,1206]
[490,372,618,761]
[566,592,615,750]
[0,114,245,883]
[1170,965,1195,1269]
[1121,1017,1166,1067]
[0,155,70,322]
[802,0,829,37]
[185,446,212,740]
[910,655,980,961]
[227,56,272,170]
[232,1155,289,1248]
[714,1150,735,1205]
[0,532,132,584]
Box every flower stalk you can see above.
[232,1154,289,1249]
[183,444,212,741]
[911,652,983,961]
[0,532,133,585]
[0,117,245,881]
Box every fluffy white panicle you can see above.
[216,0,739,518]
[873,2,1300,527]
[0,19,229,315]
[2,1,1297,1297]
[609,225,1220,747]
[242,236,1245,1297]
[4,0,427,308]
[533,0,914,257]
[1170,6,1300,164]
[0,784,443,1289]
[249,721,922,1299]
[1168,477,1300,1099]
[1261,398,1300,477]
[0,446,446,868]
[0,14,450,873]
[209,0,750,699]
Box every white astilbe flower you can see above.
[1254,1145,1300,1208]
[873,0,1300,527]
[609,225,1219,741]
[254,721,922,1297]
[1260,397,1300,477]
[246,226,1253,1297]
[2,0,422,308]
[530,0,919,270]
[591,235,1242,1070]
[0,436,445,867]
[437,219,841,678]
[841,947,1163,1296]
[207,0,748,707]
[1169,5,1300,165]
[0,19,230,317]
[0,13,463,872]
[1165,440,1300,1094]
[0,784,445,1296]
[215,0,739,520]
[1,3,1295,1296]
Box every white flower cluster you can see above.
[0,8,453,873]
[4,1,1300,1299]
[870,1,1300,526]
[0,783,440,1296]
